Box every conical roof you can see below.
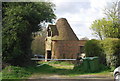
[52,18,79,40]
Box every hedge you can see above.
[101,38,120,69]
[84,38,120,69]
[84,39,106,65]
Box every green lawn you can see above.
[1,61,112,80]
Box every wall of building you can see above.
[45,37,52,50]
[51,40,87,59]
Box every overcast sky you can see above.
[51,0,119,40]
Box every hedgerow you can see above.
[84,38,120,69]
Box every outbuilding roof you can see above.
[48,18,79,41]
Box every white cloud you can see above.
[51,0,117,39]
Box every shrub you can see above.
[73,63,109,73]
[84,38,120,69]
[85,39,101,57]
[101,38,120,69]
[84,39,106,64]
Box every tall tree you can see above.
[91,1,120,39]
[2,2,56,66]
[104,1,119,22]
[91,19,104,40]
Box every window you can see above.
[48,28,51,36]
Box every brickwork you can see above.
[51,40,87,59]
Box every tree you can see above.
[91,19,105,40]
[104,1,119,22]
[91,1,120,39]
[2,2,56,66]
[91,18,120,39]
[31,27,47,55]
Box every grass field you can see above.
[1,61,113,80]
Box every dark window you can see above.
[80,46,84,53]
[48,28,51,36]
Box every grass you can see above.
[39,61,74,69]
[36,61,112,76]
[1,66,32,79]
[1,61,112,80]
[48,61,73,65]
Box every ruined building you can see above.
[45,18,87,61]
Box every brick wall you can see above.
[51,40,87,59]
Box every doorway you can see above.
[47,50,52,59]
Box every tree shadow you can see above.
[25,64,104,76]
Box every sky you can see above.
[50,0,119,40]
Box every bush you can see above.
[73,61,109,73]
[84,39,106,64]
[101,38,120,69]
[84,39,102,57]
[84,38,120,70]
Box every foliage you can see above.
[91,1,120,39]
[74,63,109,73]
[101,38,120,69]
[2,2,56,66]
[104,1,119,22]
[91,18,120,39]
[31,36,45,55]
[31,28,47,55]
[91,19,104,40]
[2,66,32,79]
[84,39,105,64]
[84,38,120,70]
[84,39,101,57]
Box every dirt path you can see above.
[26,75,114,81]
[29,73,114,79]
[24,79,113,81]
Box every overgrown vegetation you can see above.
[84,38,120,70]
